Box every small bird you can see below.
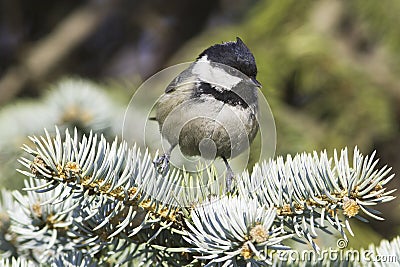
[153,37,260,191]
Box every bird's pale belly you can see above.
[158,95,258,160]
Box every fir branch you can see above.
[44,79,118,135]
[15,128,397,265]
[0,78,119,150]
[371,236,400,267]
[237,147,396,250]
[185,196,293,266]
[18,127,180,219]
[51,251,98,267]
[0,189,19,259]
[8,178,75,261]
[18,127,187,262]
[269,235,400,266]
[0,257,36,267]
[0,78,122,189]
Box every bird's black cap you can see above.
[197,37,260,85]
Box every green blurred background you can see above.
[0,0,399,250]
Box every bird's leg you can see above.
[154,144,176,175]
[222,157,235,193]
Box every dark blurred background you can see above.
[0,0,399,248]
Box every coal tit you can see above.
[154,37,261,191]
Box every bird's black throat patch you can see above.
[193,82,248,108]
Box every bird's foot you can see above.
[154,153,170,175]
[225,168,235,193]
[222,157,235,193]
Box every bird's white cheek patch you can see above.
[193,56,242,90]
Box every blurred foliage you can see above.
[172,0,398,156]
[0,79,123,189]
[0,0,399,252]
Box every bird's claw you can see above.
[154,154,170,175]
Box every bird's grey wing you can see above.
[165,67,194,93]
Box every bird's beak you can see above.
[251,77,262,88]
